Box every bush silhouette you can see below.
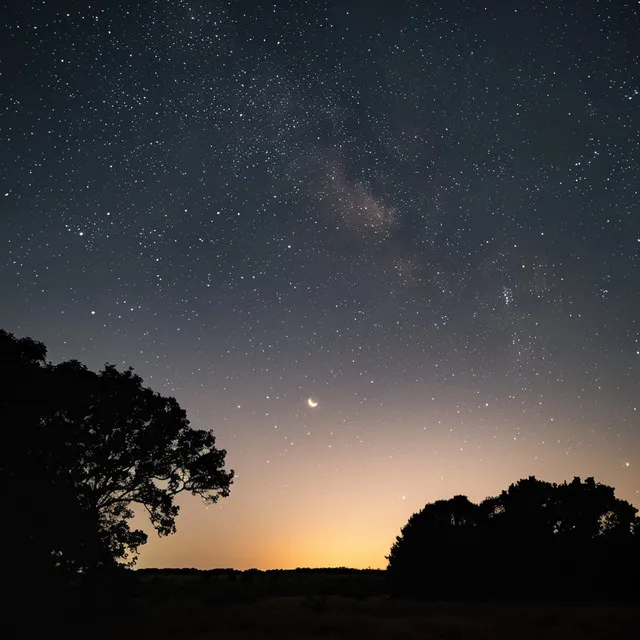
[387,476,640,600]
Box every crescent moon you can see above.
[307,397,318,408]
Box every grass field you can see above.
[89,595,639,639]
[12,569,637,638]
[33,569,632,639]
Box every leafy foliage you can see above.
[387,476,640,599]
[1,329,234,576]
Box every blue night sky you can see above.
[1,0,639,569]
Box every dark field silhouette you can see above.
[93,598,639,640]
[33,568,640,639]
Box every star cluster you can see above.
[1,0,639,569]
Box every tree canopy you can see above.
[1,328,234,577]
[387,476,640,599]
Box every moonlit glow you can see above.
[307,398,319,408]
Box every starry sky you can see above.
[2,0,639,570]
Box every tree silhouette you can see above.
[387,495,482,598]
[387,476,640,600]
[1,329,234,577]
[486,476,638,544]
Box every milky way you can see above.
[1,0,639,569]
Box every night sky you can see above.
[2,0,639,570]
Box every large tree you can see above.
[387,476,640,599]
[1,329,234,574]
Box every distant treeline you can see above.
[137,567,383,576]
[130,566,389,603]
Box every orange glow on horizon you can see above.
[135,417,639,571]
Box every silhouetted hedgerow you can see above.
[387,476,640,600]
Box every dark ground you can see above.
[93,597,639,640]
[18,569,640,639]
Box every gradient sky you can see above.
[1,0,639,570]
